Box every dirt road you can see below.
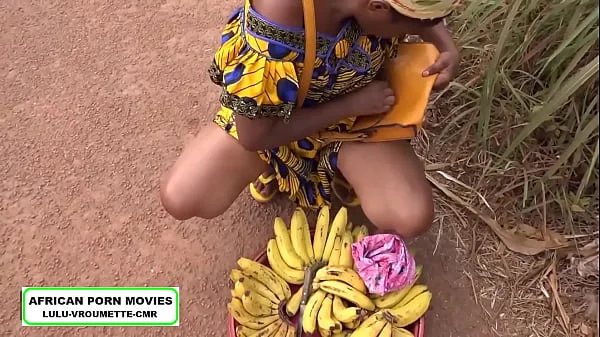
[1,1,493,336]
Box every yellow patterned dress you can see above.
[210,0,400,210]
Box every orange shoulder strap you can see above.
[297,0,317,108]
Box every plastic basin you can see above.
[227,248,425,337]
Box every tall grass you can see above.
[444,0,599,226]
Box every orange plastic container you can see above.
[227,248,425,337]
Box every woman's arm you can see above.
[235,82,395,151]
[418,21,457,54]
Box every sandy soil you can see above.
[1,1,495,336]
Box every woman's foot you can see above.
[249,168,279,203]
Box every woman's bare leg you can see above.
[159,124,269,220]
[337,140,434,238]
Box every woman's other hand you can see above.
[345,81,396,117]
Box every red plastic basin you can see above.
[227,248,425,337]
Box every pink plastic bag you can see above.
[351,234,416,296]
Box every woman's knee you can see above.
[362,190,434,238]
[159,171,227,221]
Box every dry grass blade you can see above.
[426,173,569,255]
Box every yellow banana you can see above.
[333,331,353,337]
[266,239,304,284]
[235,325,258,337]
[391,327,414,337]
[242,290,278,317]
[386,290,432,328]
[338,231,354,268]
[318,295,342,332]
[350,312,386,337]
[285,324,296,337]
[228,297,279,330]
[302,289,327,334]
[315,266,368,294]
[351,225,369,242]
[285,287,303,317]
[273,217,304,269]
[236,274,280,304]
[328,236,342,266]
[298,208,316,264]
[344,318,361,329]
[273,322,288,337]
[237,258,291,300]
[323,207,348,262]
[374,265,423,309]
[394,284,428,309]
[290,208,312,265]
[320,328,333,337]
[255,321,282,337]
[332,296,363,323]
[233,281,245,299]
[379,323,392,337]
[313,205,330,262]
[316,280,375,311]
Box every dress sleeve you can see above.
[208,13,299,122]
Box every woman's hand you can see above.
[418,21,460,90]
[423,49,459,90]
[344,81,396,117]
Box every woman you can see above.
[160,0,459,238]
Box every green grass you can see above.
[444,0,598,226]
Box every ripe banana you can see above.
[351,225,369,243]
[320,328,333,337]
[323,207,348,262]
[338,231,354,268]
[298,208,316,264]
[242,290,277,317]
[315,266,368,294]
[290,207,312,265]
[333,331,353,337]
[233,281,246,299]
[332,296,362,323]
[235,325,258,337]
[394,284,428,309]
[313,205,330,261]
[328,236,342,266]
[344,318,361,330]
[228,297,279,330]
[316,280,375,311]
[285,287,303,317]
[391,327,414,337]
[273,217,304,269]
[386,290,432,328]
[236,274,280,304]
[273,322,288,337]
[254,321,282,337]
[302,289,327,334]
[266,239,304,285]
[285,324,296,337]
[374,265,423,309]
[350,312,386,337]
[318,295,342,332]
[237,258,291,301]
[379,323,392,337]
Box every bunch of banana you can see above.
[314,206,349,264]
[228,258,296,337]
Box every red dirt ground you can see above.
[1,1,495,336]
